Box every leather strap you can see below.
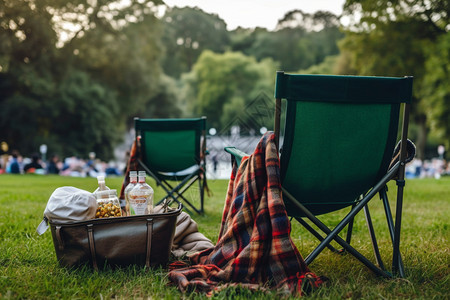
[146,218,153,268]
[87,224,98,271]
[55,226,64,251]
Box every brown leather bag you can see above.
[49,204,182,270]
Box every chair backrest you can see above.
[275,72,413,216]
[134,117,206,173]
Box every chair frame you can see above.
[134,117,207,214]
[274,71,412,278]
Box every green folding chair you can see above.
[225,71,413,278]
[134,117,207,214]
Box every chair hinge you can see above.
[396,180,405,187]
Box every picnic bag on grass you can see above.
[49,203,182,270]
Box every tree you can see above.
[338,0,449,159]
[141,74,182,119]
[0,0,60,155]
[229,27,267,55]
[183,51,277,131]
[298,55,340,75]
[249,27,308,71]
[230,10,343,72]
[160,7,230,77]
[0,0,166,160]
[60,1,165,124]
[51,70,121,159]
[422,32,450,150]
[276,9,340,31]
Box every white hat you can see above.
[36,186,97,235]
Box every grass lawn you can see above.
[0,174,448,299]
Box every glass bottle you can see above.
[128,171,154,215]
[124,171,138,216]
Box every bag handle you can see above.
[87,224,98,271]
[146,218,153,268]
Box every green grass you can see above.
[0,175,448,299]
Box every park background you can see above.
[0,1,449,299]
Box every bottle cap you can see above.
[97,175,105,182]
[138,171,146,176]
[129,171,138,177]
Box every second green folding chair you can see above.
[226,71,414,278]
[134,117,207,214]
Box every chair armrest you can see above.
[224,147,249,168]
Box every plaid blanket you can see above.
[168,132,324,295]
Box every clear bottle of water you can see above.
[124,171,138,216]
[128,171,154,215]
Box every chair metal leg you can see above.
[380,188,405,277]
[343,203,357,251]
[299,164,397,265]
[364,204,385,270]
[161,174,202,214]
[158,179,194,214]
[165,175,197,200]
[346,212,355,245]
[391,102,410,277]
[173,175,203,214]
[282,165,400,278]
[139,159,203,214]
[393,179,406,276]
[294,217,341,253]
[198,173,204,213]
[285,190,391,277]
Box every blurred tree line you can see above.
[338,0,450,159]
[0,0,176,160]
[0,0,448,161]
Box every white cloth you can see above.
[36,186,97,235]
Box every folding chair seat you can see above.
[134,117,207,214]
[225,72,414,278]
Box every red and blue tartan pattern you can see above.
[168,132,324,295]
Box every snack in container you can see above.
[95,189,122,218]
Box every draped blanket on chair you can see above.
[168,132,324,295]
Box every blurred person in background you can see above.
[0,142,9,173]
[86,152,99,177]
[105,161,121,176]
[46,154,61,175]
[8,150,22,174]
[24,153,44,174]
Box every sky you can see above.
[163,0,347,30]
